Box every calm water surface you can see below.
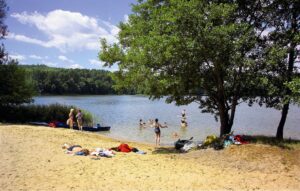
[34,95,300,145]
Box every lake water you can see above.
[33,95,300,145]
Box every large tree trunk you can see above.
[276,12,296,140]
[276,102,289,140]
[276,47,294,140]
[219,102,231,137]
[229,96,238,128]
[275,8,298,140]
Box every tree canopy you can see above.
[100,0,267,136]
[254,0,300,139]
[23,65,117,95]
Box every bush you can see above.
[0,104,93,125]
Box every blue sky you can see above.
[4,0,137,70]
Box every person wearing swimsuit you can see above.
[153,118,168,146]
[76,109,83,131]
[68,108,75,129]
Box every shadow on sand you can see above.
[152,147,180,155]
[245,135,300,149]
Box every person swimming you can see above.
[181,109,186,118]
[181,109,188,127]
[139,119,146,128]
[181,119,188,127]
[172,132,179,139]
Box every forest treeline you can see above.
[22,65,132,95]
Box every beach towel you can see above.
[117,143,132,152]
[131,148,147,154]
[92,148,115,157]
[75,149,89,156]
[48,123,56,128]
[234,135,249,144]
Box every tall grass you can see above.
[0,104,93,125]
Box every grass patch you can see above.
[243,135,300,149]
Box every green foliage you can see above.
[256,0,300,108]
[286,77,300,103]
[0,103,93,125]
[0,0,7,40]
[0,60,36,106]
[100,0,261,136]
[21,65,117,95]
[251,0,300,139]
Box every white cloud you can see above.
[89,59,103,66]
[8,33,47,47]
[58,55,74,63]
[9,53,26,61]
[69,64,83,69]
[29,54,44,60]
[89,58,119,71]
[10,10,119,52]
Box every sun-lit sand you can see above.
[0,124,299,190]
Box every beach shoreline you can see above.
[0,124,299,190]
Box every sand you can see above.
[0,124,299,191]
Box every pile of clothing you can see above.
[223,134,249,147]
[200,134,249,150]
[90,148,115,158]
[174,137,201,152]
[111,143,147,154]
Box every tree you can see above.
[0,0,35,106]
[272,1,299,140]
[258,0,300,140]
[100,0,263,136]
[0,0,8,64]
[0,60,35,105]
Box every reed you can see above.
[0,103,93,125]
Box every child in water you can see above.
[139,119,146,128]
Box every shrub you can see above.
[0,103,93,125]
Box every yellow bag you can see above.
[204,135,217,145]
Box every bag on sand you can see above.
[175,137,194,150]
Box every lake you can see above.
[33,95,300,145]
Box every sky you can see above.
[3,0,137,71]
[3,0,299,71]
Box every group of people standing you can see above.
[67,108,83,130]
[139,109,188,146]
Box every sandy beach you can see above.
[0,124,299,191]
